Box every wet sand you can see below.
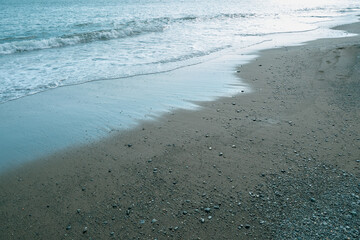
[1,23,359,239]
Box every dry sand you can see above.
[1,23,359,239]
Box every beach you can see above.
[1,22,360,239]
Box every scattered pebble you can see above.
[83,227,88,234]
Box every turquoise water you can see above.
[1,0,359,102]
[0,0,359,171]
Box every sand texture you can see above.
[1,23,360,239]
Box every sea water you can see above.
[0,0,359,171]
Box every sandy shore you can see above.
[1,23,360,239]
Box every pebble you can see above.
[219,152,223,156]
[183,211,188,215]
[310,197,316,202]
[244,224,250,229]
[153,168,158,173]
[76,209,81,214]
[66,225,71,230]
[110,232,114,236]
[83,227,88,234]
[139,220,145,224]
[151,218,158,223]
[200,218,205,223]
[204,207,211,213]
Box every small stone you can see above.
[183,211,188,215]
[66,225,71,230]
[151,218,158,223]
[244,224,250,229]
[81,187,86,191]
[310,197,316,202]
[350,210,357,216]
[219,152,223,156]
[214,205,220,209]
[110,232,114,236]
[153,168,158,173]
[231,145,236,148]
[208,216,212,219]
[204,207,211,213]
[200,218,205,223]
[139,219,145,224]
[356,160,360,163]
[232,102,236,105]
[208,147,212,150]
[127,144,132,147]
[83,227,88,233]
[76,209,81,214]
[148,159,152,163]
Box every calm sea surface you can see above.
[1,0,359,103]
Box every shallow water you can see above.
[1,0,359,102]
[0,0,359,171]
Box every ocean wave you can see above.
[0,20,167,55]
[0,13,256,55]
[142,45,232,66]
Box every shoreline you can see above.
[1,22,360,239]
